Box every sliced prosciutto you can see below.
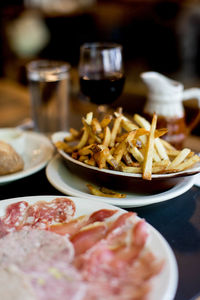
[50,209,117,237]
[74,217,163,300]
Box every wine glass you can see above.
[78,42,125,115]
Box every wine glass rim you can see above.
[80,42,122,51]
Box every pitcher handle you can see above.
[182,88,200,134]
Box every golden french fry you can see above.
[134,114,168,160]
[152,160,170,173]
[155,128,168,138]
[100,187,126,198]
[93,147,110,169]
[82,118,102,144]
[160,139,177,151]
[143,113,157,180]
[123,150,135,166]
[87,184,126,198]
[100,115,112,128]
[91,118,102,134]
[166,154,200,172]
[78,155,89,162]
[86,112,93,125]
[55,141,73,153]
[166,149,180,157]
[75,123,90,150]
[78,144,94,156]
[71,151,79,160]
[119,165,142,173]
[113,131,137,163]
[106,154,119,170]
[103,126,111,147]
[134,114,150,129]
[84,157,96,166]
[127,143,144,162]
[109,115,122,147]
[64,128,81,142]
[121,119,138,132]
[166,148,191,170]
[155,139,169,160]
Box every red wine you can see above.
[79,73,125,104]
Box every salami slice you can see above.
[1,201,28,230]
[24,197,76,229]
[0,197,76,231]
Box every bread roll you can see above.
[0,141,24,175]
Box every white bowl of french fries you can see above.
[52,110,200,193]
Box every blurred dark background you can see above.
[0,0,200,134]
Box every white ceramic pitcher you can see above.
[141,71,200,147]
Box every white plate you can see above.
[0,195,178,300]
[52,131,200,180]
[0,128,54,184]
[46,154,195,208]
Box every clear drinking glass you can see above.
[79,42,125,113]
[26,60,70,133]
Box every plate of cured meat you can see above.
[0,195,178,300]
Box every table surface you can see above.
[0,78,200,300]
[0,169,199,300]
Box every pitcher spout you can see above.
[140,71,183,95]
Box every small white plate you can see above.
[0,128,54,184]
[0,195,178,300]
[46,154,195,208]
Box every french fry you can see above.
[121,119,138,132]
[86,112,93,125]
[91,118,102,134]
[106,154,119,170]
[84,157,96,166]
[100,115,112,128]
[109,115,122,147]
[134,114,168,160]
[152,160,170,173]
[167,155,200,172]
[75,123,90,150]
[78,155,89,162]
[102,126,111,147]
[127,143,144,162]
[78,144,94,156]
[123,150,135,166]
[55,141,73,153]
[93,147,110,169]
[160,139,177,151]
[87,184,126,198]
[82,118,102,144]
[155,128,168,138]
[142,113,157,180]
[166,148,191,170]
[64,128,81,142]
[120,165,142,173]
